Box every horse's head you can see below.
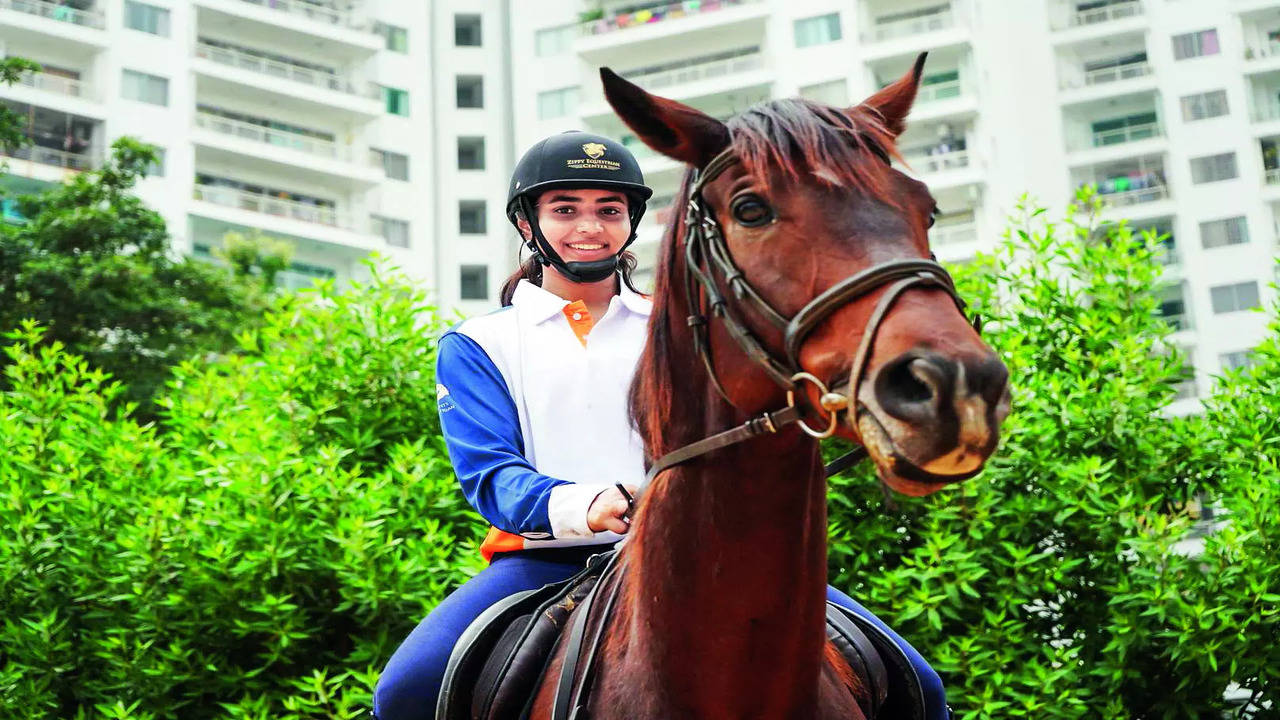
[605,55,1009,496]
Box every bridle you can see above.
[642,147,976,486]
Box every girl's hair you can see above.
[499,249,642,306]
[499,204,644,305]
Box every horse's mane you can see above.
[629,98,902,460]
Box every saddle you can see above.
[437,550,927,720]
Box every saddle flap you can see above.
[826,602,927,720]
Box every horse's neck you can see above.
[616,419,831,717]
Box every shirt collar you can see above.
[511,278,653,324]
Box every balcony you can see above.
[931,221,978,246]
[2,142,96,171]
[897,129,984,191]
[0,100,99,181]
[1063,92,1164,163]
[1051,0,1143,31]
[0,0,103,29]
[191,0,380,53]
[629,50,763,93]
[859,2,968,61]
[580,48,769,118]
[193,40,381,119]
[579,0,763,38]
[17,68,86,98]
[864,7,955,43]
[190,178,380,252]
[193,182,347,227]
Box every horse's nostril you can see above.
[884,357,936,403]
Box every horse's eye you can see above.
[730,196,773,227]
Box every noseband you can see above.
[644,148,974,485]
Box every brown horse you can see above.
[529,54,1010,720]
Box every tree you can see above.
[0,57,39,156]
[216,229,295,289]
[0,137,272,419]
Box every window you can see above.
[1180,90,1228,121]
[375,22,408,53]
[799,79,848,106]
[1157,284,1190,331]
[1172,29,1220,60]
[457,76,484,108]
[537,86,578,120]
[146,146,166,177]
[373,149,409,181]
[458,136,485,170]
[455,14,482,46]
[459,200,487,234]
[1220,350,1256,371]
[121,69,169,106]
[124,1,170,36]
[794,13,842,48]
[535,24,576,56]
[1200,216,1248,249]
[460,265,489,300]
[373,215,410,248]
[382,87,409,116]
[1210,281,1261,314]
[1189,152,1237,184]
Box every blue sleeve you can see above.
[435,331,568,537]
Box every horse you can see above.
[526,54,1011,720]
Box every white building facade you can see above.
[0,0,516,314]
[508,0,1280,411]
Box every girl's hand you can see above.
[586,484,639,534]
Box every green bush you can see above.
[827,191,1275,718]
[0,266,484,719]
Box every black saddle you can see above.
[437,550,927,720]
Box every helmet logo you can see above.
[582,142,607,160]
[566,142,621,172]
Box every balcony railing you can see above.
[1094,183,1169,206]
[0,0,105,29]
[194,42,378,99]
[580,0,763,37]
[193,183,355,230]
[194,111,377,167]
[2,143,98,171]
[1066,60,1152,88]
[1156,246,1179,266]
[1253,99,1280,122]
[866,9,954,42]
[1068,0,1142,27]
[902,148,970,173]
[932,222,978,245]
[917,78,963,103]
[1266,167,1280,185]
[1090,121,1161,147]
[626,52,764,92]
[17,69,86,98]
[232,0,364,30]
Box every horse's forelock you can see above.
[726,98,900,207]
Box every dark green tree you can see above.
[0,137,272,418]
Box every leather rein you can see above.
[642,148,973,487]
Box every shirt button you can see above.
[572,312,582,321]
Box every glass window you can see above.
[537,86,578,120]
[458,136,485,170]
[1210,281,1261,314]
[1189,152,1237,184]
[799,79,848,106]
[373,148,409,181]
[794,13,842,48]
[457,76,484,109]
[1180,89,1228,121]
[460,265,489,300]
[455,14,482,46]
[383,87,409,116]
[376,22,409,53]
[124,1,170,36]
[373,215,410,248]
[1199,216,1248,249]
[1172,29,1220,60]
[1220,350,1255,370]
[1157,283,1190,331]
[535,24,576,57]
[122,69,169,106]
[459,200,487,234]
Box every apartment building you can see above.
[509,0,1279,412]
[0,0,515,313]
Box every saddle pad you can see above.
[436,550,617,720]
[826,602,927,720]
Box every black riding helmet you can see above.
[506,130,653,283]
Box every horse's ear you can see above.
[856,52,927,138]
[601,67,730,168]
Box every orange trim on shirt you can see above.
[562,301,595,347]
[480,526,526,563]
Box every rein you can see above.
[642,148,972,487]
